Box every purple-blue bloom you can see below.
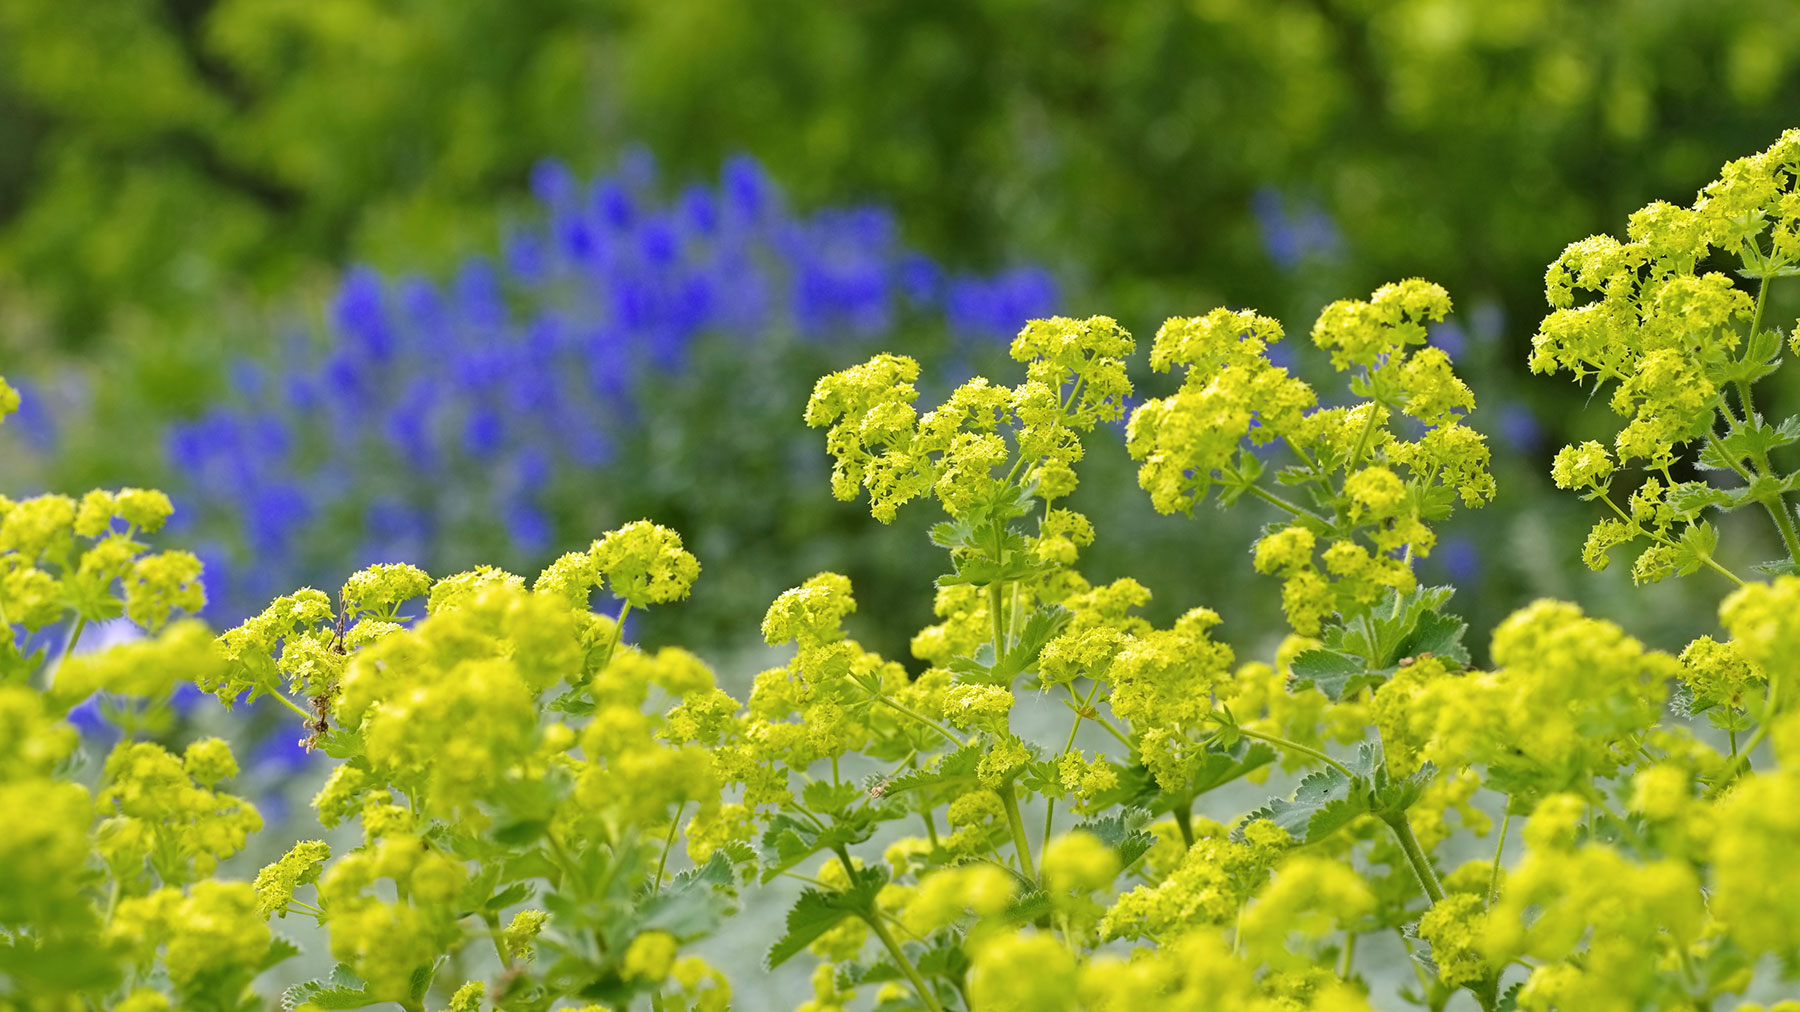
[135,153,1057,622]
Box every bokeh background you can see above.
[7,8,1800,991]
[10,0,1800,717]
[12,2,1800,1005]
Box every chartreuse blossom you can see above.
[1538,128,1800,582]
[1129,284,1493,635]
[1376,601,1677,798]
[29,137,1800,1012]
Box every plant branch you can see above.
[1232,726,1356,779]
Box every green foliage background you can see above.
[5,0,1800,655]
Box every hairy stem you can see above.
[1233,727,1356,779]
[1488,811,1510,906]
[1600,492,1744,586]
[1173,799,1196,849]
[1704,419,1800,563]
[1381,811,1444,904]
[600,602,632,671]
[655,802,685,891]
[867,910,945,1012]
[482,911,511,969]
[1244,482,1327,524]
[835,844,945,1012]
[875,695,966,749]
[1000,785,1037,880]
[1709,664,1783,799]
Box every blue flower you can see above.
[1495,401,1544,453]
[114,150,1057,625]
[333,266,398,363]
[1252,187,1342,271]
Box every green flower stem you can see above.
[989,580,1008,658]
[1747,245,1777,352]
[1339,930,1357,979]
[1060,693,1130,746]
[1709,722,1772,799]
[1710,660,1783,799]
[836,845,945,1012]
[1764,493,1800,565]
[1380,811,1445,904]
[1600,492,1745,586]
[1172,799,1196,848]
[1232,727,1356,779]
[56,617,87,673]
[875,695,965,749]
[1387,808,1502,1012]
[1487,811,1510,906]
[1706,416,1760,483]
[266,684,318,724]
[655,801,685,890]
[1345,395,1385,473]
[1000,785,1037,881]
[1243,482,1327,524]
[866,909,945,1012]
[1471,975,1501,1012]
[40,616,88,696]
[599,602,632,670]
[1704,416,1800,563]
[482,910,511,969]
[1398,931,1436,999]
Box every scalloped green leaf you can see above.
[766,866,887,968]
[1073,806,1157,870]
[1240,766,1368,844]
[1288,648,1374,702]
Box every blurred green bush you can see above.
[7,0,1800,357]
[5,0,1795,659]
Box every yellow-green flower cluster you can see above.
[1534,136,1800,466]
[1373,600,1677,798]
[1418,893,1492,989]
[1042,830,1123,897]
[52,618,224,711]
[1128,308,1315,515]
[593,520,702,608]
[333,583,583,822]
[1679,634,1764,712]
[317,834,469,1000]
[807,318,1135,523]
[1131,284,1491,636]
[1311,279,1454,371]
[96,739,263,882]
[109,881,272,996]
[253,839,330,917]
[0,484,205,643]
[1101,829,1281,940]
[0,686,91,930]
[714,572,929,809]
[577,649,723,831]
[341,562,430,618]
[214,587,337,702]
[900,863,1017,936]
[534,521,701,613]
[1079,931,1375,1012]
[1721,575,1800,691]
[1236,856,1374,971]
[1484,824,1703,1012]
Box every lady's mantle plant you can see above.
[12,130,1800,1012]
